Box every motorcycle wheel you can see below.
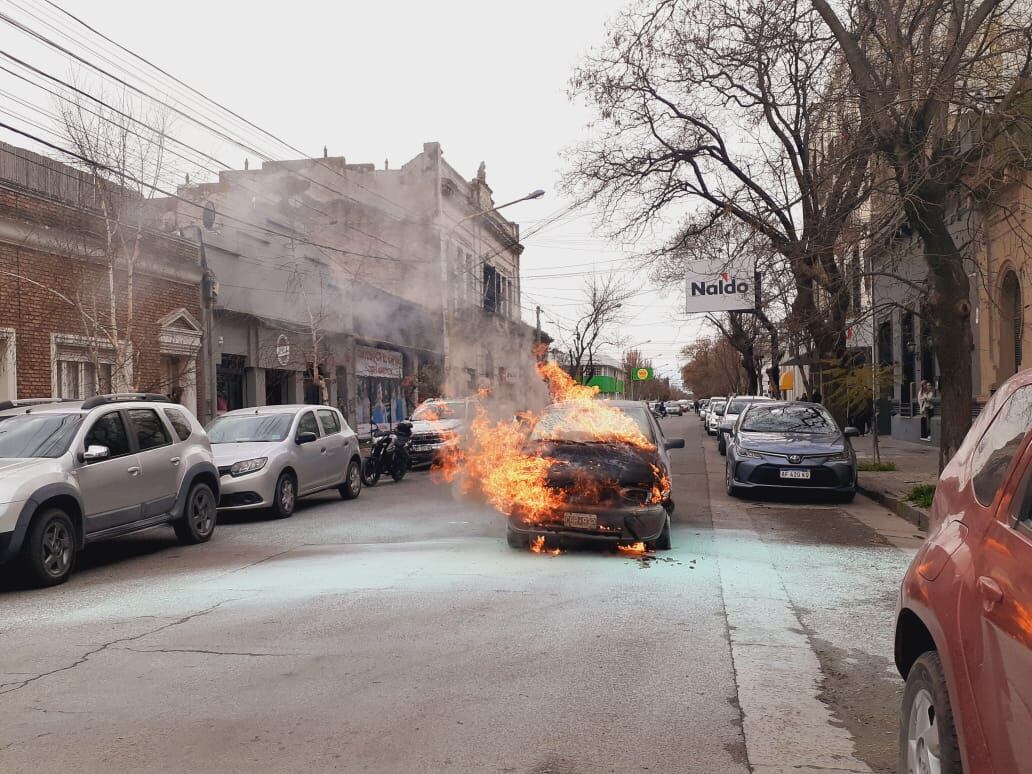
[361,456,381,486]
[391,451,409,482]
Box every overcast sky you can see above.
[2,0,707,387]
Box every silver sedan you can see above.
[208,405,363,518]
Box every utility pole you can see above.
[535,305,542,342]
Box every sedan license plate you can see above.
[412,444,437,452]
[563,512,597,529]
[780,469,811,480]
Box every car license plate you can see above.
[412,444,436,452]
[780,469,811,480]
[563,512,597,529]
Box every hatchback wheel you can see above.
[647,515,672,551]
[22,508,76,586]
[506,526,529,549]
[272,472,297,518]
[900,651,961,774]
[174,482,217,544]
[339,458,362,500]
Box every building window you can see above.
[51,334,124,400]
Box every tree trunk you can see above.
[915,210,974,470]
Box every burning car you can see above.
[505,400,683,550]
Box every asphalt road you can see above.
[0,415,923,774]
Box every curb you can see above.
[856,482,929,531]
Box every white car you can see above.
[208,405,362,518]
[664,401,683,416]
[406,397,476,467]
[705,397,727,435]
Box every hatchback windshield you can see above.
[529,405,655,445]
[740,404,837,434]
[207,413,294,443]
[412,401,467,421]
[0,413,82,458]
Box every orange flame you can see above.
[617,542,649,555]
[530,535,561,555]
[432,358,664,525]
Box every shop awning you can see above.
[779,371,795,391]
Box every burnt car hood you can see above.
[736,431,845,455]
[529,440,663,487]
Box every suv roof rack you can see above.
[0,398,81,411]
[80,393,172,410]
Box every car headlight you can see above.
[825,452,849,462]
[229,457,268,477]
[736,446,763,458]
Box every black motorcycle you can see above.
[362,421,412,486]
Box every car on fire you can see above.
[894,369,1032,774]
[406,397,477,468]
[724,401,858,502]
[505,400,684,551]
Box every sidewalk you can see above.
[853,433,939,530]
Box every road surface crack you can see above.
[121,646,285,658]
[0,599,234,695]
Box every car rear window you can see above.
[164,408,193,441]
[128,409,172,451]
[971,385,1032,506]
[318,409,342,434]
[727,398,763,414]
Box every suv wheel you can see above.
[174,482,217,544]
[272,472,297,518]
[22,508,76,586]
[900,651,961,774]
[339,458,362,500]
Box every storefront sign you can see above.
[356,346,403,379]
[276,334,290,366]
[685,258,756,313]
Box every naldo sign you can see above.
[684,258,757,313]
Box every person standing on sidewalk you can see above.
[918,380,935,441]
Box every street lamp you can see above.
[439,188,545,393]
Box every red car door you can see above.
[969,441,1032,772]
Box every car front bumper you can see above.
[217,467,279,509]
[728,457,856,492]
[408,438,457,467]
[507,503,668,543]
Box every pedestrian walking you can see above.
[919,380,935,441]
[810,389,822,404]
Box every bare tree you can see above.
[58,84,170,394]
[811,0,1032,466]
[566,0,874,381]
[680,337,748,396]
[561,273,636,383]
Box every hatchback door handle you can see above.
[978,576,1004,611]
[127,466,141,476]
[170,457,181,465]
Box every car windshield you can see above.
[529,405,655,445]
[740,404,837,434]
[207,413,294,443]
[412,401,466,421]
[0,413,82,458]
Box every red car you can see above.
[895,371,1032,773]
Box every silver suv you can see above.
[0,394,219,587]
[207,405,362,518]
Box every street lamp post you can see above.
[438,188,544,394]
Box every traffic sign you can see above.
[631,367,653,381]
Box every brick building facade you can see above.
[0,142,206,415]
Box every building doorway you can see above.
[266,369,290,405]
[217,354,245,413]
[1000,270,1022,382]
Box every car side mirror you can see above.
[719,421,734,433]
[81,444,111,462]
[296,431,318,445]
[664,438,685,450]
[843,427,860,438]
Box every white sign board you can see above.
[355,346,403,379]
[275,334,290,366]
[685,258,756,313]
